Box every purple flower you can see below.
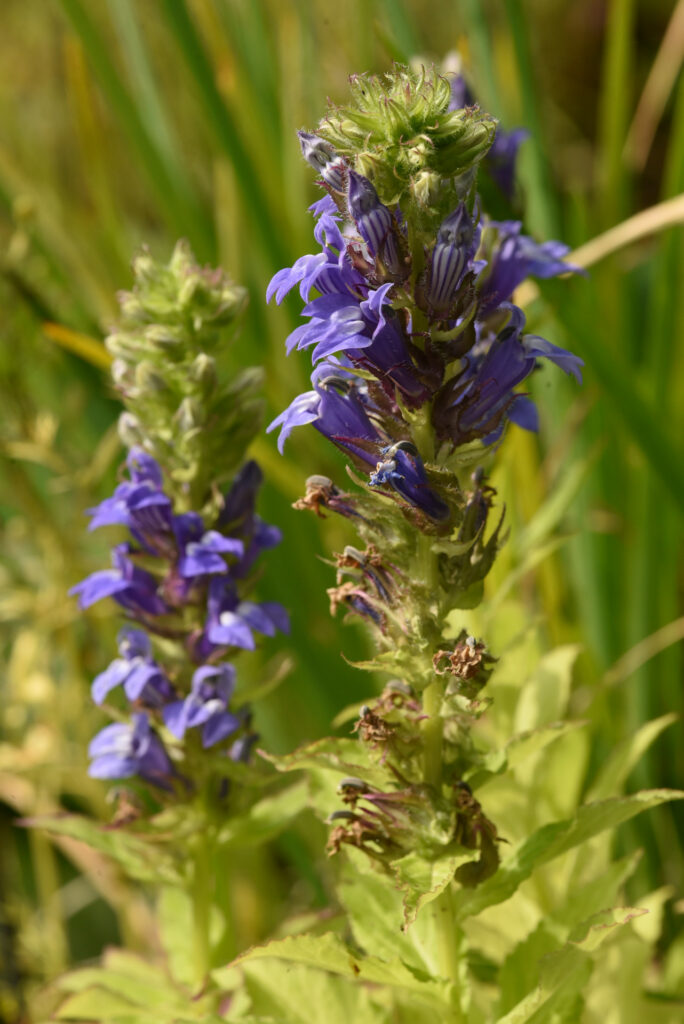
[347,171,404,277]
[87,449,172,554]
[204,578,289,652]
[266,205,366,306]
[88,712,173,786]
[91,627,173,706]
[369,443,450,522]
[173,512,244,578]
[479,221,582,312]
[267,378,381,462]
[433,305,583,445]
[163,664,241,748]
[286,284,425,402]
[215,461,282,578]
[487,128,529,199]
[229,733,258,763]
[70,544,167,616]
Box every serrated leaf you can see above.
[216,780,309,846]
[219,932,452,1010]
[262,737,390,790]
[393,848,478,926]
[454,789,684,922]
[23,814,183,884]
[495,907,648,1023]
[236,959,386,1024]
[555,851,642,930]
[337,853,427,973]
[54,948,212,1020]
[567,907,648,952]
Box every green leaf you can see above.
[23,814,183,884]
[513,645,580,731]
[454,789,684,922]
[263,736,390,790]
[393,849,478,927]
[495,907,644,1023]
[234,959,386,1024]
[467,720,586,790]
[54,948,218,1021]
[338,853,425,970]
[553,851,642,930]
[586,714,678,801]
[55,988,153,1021]
[157,888,225,990]
[216,780,309,846]
[218,933,452,1010]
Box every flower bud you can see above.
[118,412,145,448]
[425,204,477,315]
[175,397,202,434]
[190,353,217,397]
[134,360,166,394]
[347,171,403,277]
[298,131,347,192]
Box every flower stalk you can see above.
[267,62,584,982]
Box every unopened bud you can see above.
[144,324,183,350]
[190,352,217,396]
[175,396,202,434]
[118,412,144,448]
[134,360,166,394]
[298,131,347,192]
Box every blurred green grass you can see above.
[0,0,682,1008]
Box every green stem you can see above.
[191,827,213,990]
[421,677,444,787]
[406,253,463,996]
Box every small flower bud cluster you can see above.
[73,246,288,798]
[107,240,261,516]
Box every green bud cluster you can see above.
[106,241,262,513]
[318,64,497,233]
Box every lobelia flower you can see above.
[173,512,244,578]
[164,664,242,748]
[369,442,450,523]
[478,220,583,312]
[91,627,173,707]
[86,449,173,556]
[88,712,173,786]
[204,576,289,653]
[268,377,381,461]
[70,543,168,616]
[433,305,583,446]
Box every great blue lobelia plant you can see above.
[218,64,684,1024]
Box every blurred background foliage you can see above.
[0,0,682,1017]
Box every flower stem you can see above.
[191,827,213,990]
